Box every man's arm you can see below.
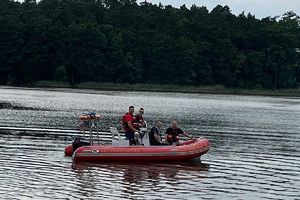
[154,133,161,143]
[152,128,161,143]
[164,133,168,143]
[181,130,192,139]
[127,121,137,132]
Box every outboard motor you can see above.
[72,137,90,153]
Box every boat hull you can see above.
[66,138,209,162]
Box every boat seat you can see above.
[109,127,129,146]
[109,127,121,140]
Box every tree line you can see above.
[0,0,299,89]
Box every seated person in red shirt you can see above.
[165,120,190,145]
[122,106,138,145]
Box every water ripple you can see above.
[0,87,299,199]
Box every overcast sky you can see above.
[16,0,299,19]
[137,0,300,19]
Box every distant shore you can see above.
[2,81,300,97]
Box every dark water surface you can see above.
[0,87,299,199]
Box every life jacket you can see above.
[132,114,143,129]
[165,127,182,144]
[166,134,179,144]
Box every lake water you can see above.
[0,86,299,199]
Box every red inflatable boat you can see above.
[65,114,209,162]
[65,138,209,162]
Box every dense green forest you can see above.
[0,0,300,89]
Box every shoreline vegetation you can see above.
[7,81,298,97]
[0,1,299,90]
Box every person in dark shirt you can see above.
[165,120,190,145]
[149,120,164,145]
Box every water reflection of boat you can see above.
[71,162,209,198]
[72,161,210,183]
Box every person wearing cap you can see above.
[122,106,138,145]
